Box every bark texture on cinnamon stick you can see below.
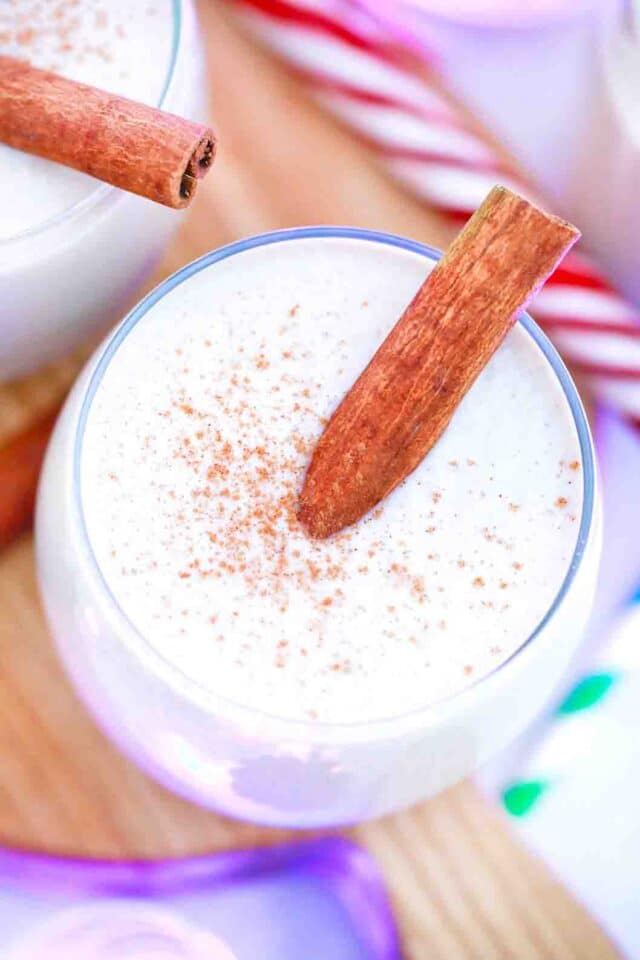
[0,56,216,208]
[299,186,580,539]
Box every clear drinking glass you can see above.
[35,228,602,828]
[0,0,206,382]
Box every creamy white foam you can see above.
[81,237,584,724]
[0,1,174,239]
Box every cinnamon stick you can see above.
[299,186,580,539]
[0,56,216,208]
[0,409,58,550]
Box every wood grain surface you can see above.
[0,4,620,958]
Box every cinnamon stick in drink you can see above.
[0,56,216,208]
[299,186,580,539]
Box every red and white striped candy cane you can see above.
[232,0,640,424]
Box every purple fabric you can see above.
[0,837,401,959]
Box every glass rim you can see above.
[0,0,182,249]
[72,226,597,740]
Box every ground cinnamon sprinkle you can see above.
[155,326,531,672]
[167,352,361,626]
[81,244,586,723]
[0,1,114,72]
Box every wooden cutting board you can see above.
[0,4,620,958]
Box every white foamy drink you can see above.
[80,236,585,725]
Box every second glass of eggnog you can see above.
[36,228,600,827]
[0,0,205,381]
